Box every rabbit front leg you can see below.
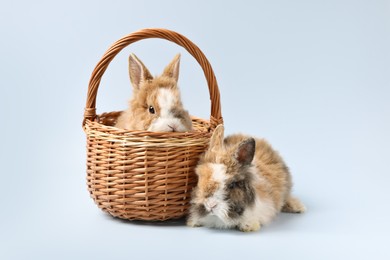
[237,197,276,232]
[186,216,202,228]
[237,215,261,232]
[186,206,204,228]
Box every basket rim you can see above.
[84,116,212,139]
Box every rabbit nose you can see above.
[168,124,176,132]
[205,199,217,211]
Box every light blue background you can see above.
[1,0,389,259]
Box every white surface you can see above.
[1,1,389,259]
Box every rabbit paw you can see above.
[186,218,202,228]
[238,222,261,232]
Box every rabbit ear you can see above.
[209,124,225,152]
[235,138,256,166]
[128,53,153,89]
[162,53,181,82]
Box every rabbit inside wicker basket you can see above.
[115,53,193,132]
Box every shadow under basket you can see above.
[83,28,223,221]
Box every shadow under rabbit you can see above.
[100,211,305,234]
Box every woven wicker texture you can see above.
[83,28,223,220]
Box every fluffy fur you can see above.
[115,53,192,132]
[187,125,305,232]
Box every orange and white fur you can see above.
[115,53,192,132]
[187,125,305,232]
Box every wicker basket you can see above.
[83,28,223,221]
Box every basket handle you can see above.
[83,28,223,129]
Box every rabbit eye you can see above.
[148,106,155,114]
[228,181,243,189]
[228,181,238,189]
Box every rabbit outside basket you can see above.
[83,28,223,221]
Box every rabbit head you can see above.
[188,125,259,228]
[115,53,193,132]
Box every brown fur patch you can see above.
[191,163,231,219]
[253,138,292,211]
[281,196,306,213]
[195,164,220,198]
